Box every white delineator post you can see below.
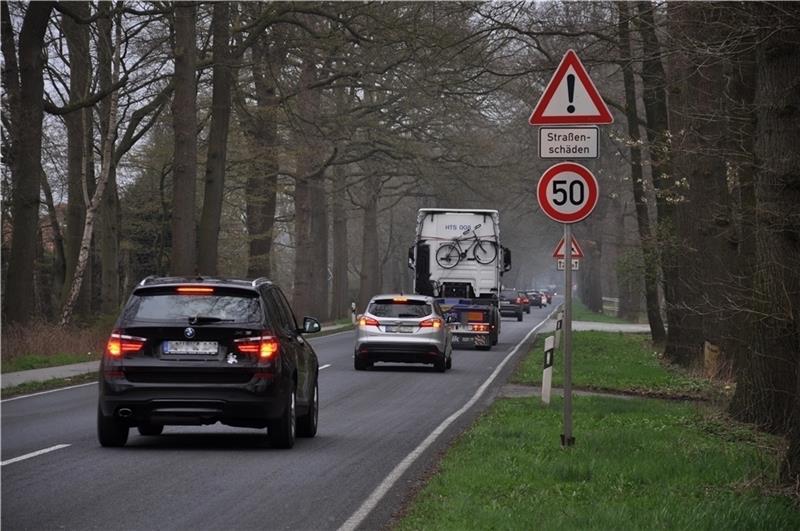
[542,335,555,404]
[554,310,564,349]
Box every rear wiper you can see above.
[187,315,235,324]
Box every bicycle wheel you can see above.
[436,243,461,269]
[473,240,497,264]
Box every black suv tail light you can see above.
[106,332,147,357]
[233,334,279,360]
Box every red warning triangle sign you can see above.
[552,235,585,259]
[529,49,613,125]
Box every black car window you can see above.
[264,289,291,333]
[274,288,298,330]
[123,291,262,323]
[369,299,431,318]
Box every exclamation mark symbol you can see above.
[566,74,575,114]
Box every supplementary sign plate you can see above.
[539,127,598,158]
[557,259,580,271]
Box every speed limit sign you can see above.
[536,162,599,223]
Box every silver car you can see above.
[354,294,452,372]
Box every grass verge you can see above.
[511,331,716,400]
[397,395,798,530]
[571,299,631,324]
[2,352,100,373]
[1,372,98,399]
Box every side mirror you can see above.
[503,247,512,272]
[408,245,415,269]
[301,316,321,334]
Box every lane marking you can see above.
[1,382,96,403]
[310,329,353,342]
[1,444,71,467]
[338,307,559,531]
[320,364,332,370]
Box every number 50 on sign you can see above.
[536,162,599,224]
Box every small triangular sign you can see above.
[553,235,584,259]
[529,49,613,125]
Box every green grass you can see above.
[572,299,630,324]
[398,396,799,531]
[512,331,714,399]
[0,372,98,399]
[1,352,100,373]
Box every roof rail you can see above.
[251,277,271,287]
[138,275,158,286]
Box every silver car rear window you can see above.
[369,299,431,318]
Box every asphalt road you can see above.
[1,303,556,530]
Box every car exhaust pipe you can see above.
[118,408,133,418]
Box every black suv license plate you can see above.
[164,341,218,354]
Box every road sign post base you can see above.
[560,434,575,447]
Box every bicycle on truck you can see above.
[434,224,498,269]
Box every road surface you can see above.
[1,303,556,530]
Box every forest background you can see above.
[2,1,799,485]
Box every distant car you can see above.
[97,276,321,449]
[540,289,554,304]
[498,289,523,321]
[517,293,531,314]
[355,294,452,372]
[445,303,498,350]
[526,291,544,308]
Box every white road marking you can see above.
[338,307,560,531]
[1,444,71,466]
[320,364,332,370]
[1,382,96,403]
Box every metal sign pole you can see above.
[562,223,575,447]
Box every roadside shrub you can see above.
[1,320,111,361]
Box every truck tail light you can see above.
[106,332,147,357]
[420,318,442,329]
[470,323,490,332]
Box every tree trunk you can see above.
[62,2,92,315]
[169,2,198,276]
[292,60,320,318]
[618,1,665,339]
[357,184,381,312]
[61,15,121,326]
[240,35,279,279]
[97,1,120,314]
[330,86,351,320]
[3,2,55,324]
[198,1,232,275]
[636,0,685,362]
[310,173,330,321]
[331,161,349,320]
[727,15,760,427]
[40,169,66,314]
[735,4,800,436]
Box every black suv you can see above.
[97,276,321,449]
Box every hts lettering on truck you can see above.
[444,224,472,231]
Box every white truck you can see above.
[408,208,511,349]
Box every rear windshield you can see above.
[368,299,431,318]
[122,291,262,324]
[500,290,517,298]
